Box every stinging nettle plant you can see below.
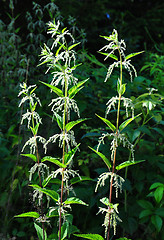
[87,29,145,240]
[16,19,89,240]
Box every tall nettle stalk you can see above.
[89,30,144,239]
[16,20,88,240]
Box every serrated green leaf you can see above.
[60,221,68,240]
[96,114,116,132]
[98,51,118,61]
[89,147,111,169]
[68,42,80,50]
[41,156,66,168]
[68,79,88,99]
[30,184,59,202]
[151,215,163,232]
[74,233,104,240]
[21,154,37,162]
[34,223,47,240]
[15,212,40,218]
[119,113,142,132]
[100,197,109,206]
[116,160,145,171]
[139,209,152,218]
[125,51,144,60]
[138,200,153,210]
[65,144,80,166]
[65,118,87,132]
[154,187,164,203]
[64,197,88,206]
[70,176,93,185]
[40,81,64,97]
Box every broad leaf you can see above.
[60,221,68,240]
[74,233,104,240]
[138,200,153,210]
[151,215,163,232]
[116,160,145,171]
[64,197,88,206]
[40,81,64,97]
[41,156,66,168]
[21,154,37,162]
[154,187,164,203]
[68,79,88,99]
[89,147,111,169]
[125,51,144,60]
[139,209,152,218]
[150,182,164,190]
[65,144,80,166]
[65,118,87,132]
[34,223,47,240]
[30,184,59,202]
[96,114,116,132]
[15,211,39,218]
[119,113,142,132]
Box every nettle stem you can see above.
[107,46,122,240]
[59,71,68,240]
[31,111,45,240]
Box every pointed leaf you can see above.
[151,215,163,232]
[60,221,68,240]
[40,81,64,97]
[21,154,37,162]
[41,156,66,168]
[34,223,47,240]
[89,147,111,169]
[15,211,40,218]
[125,51,144,60]
[68,42,80,50]
[98,51,118,61]
[70,176,93,185]
[116,160,145,171]
[138,200,153,210]
[53,112,63,130]
[30,184,59,202]
[65,118,87,132]
[65,144,80,165]
[96,114,116,132]
[68,79,88,99]
[150,182,164,190]
[139,209,152,218]
[154,187,164,203]
[74,233,104,240]
[119,113,142,132]
[64,197,88,206]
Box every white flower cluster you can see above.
[97,202,122,236]
[44,130,77,152]
[29,162,49,181]
[22,135,46,154]
[95,171,125,198]
[49,97,80,119]
[21,109,42,128]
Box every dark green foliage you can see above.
[0,0,164,239]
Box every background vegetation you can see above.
[0,0,164,239]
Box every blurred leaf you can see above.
[138,200,153,210]
[15,212,40,218]
[34,222,47,240]
[89,146,111,169]
[21,153,37,162]
[64,197,88,206]
[116,160,145,171]
[154,186,164,203]
[65,118,87,132]
[125,51,144,60]
[139,209,152,218]
[74,233,104,240]
[151,215,163,232]
[41,156,66,168]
